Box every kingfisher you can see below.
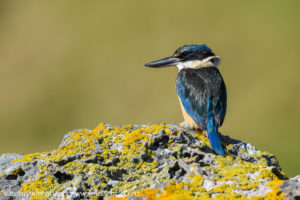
[145,44,227,156]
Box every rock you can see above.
[0,123,297,200]
[279,175,300,200]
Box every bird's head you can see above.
[145,44,220,70]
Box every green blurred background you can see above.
[0,1,299,176]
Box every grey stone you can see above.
[280,175,300,200]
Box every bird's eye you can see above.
[181,51,188,56]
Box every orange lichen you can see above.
[264,180,286,200]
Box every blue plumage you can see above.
[176,67,226,156]
[176,45,211,54]
[206,99,226,156]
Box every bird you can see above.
[145,44,227,156]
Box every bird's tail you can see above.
[206,99,226,156]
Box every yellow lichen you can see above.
[194,130,210,146]
[123,129,149,145]
[249,197,264,200]
[209,184,235,194]
[264,180,286,200]
[212,193,248,200]
[12,152,44,163]
[20,176,59,200]
[143,124,173,135]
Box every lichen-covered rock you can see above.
[279,175,300,200]
[0,123,297,200]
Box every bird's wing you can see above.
[176,68,227,129]
[176,69,208,130]
[211,76,227,126]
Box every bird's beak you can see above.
[145,56,181,68]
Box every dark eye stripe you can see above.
[181,51,188,56]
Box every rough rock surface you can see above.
[0,123,298,200]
